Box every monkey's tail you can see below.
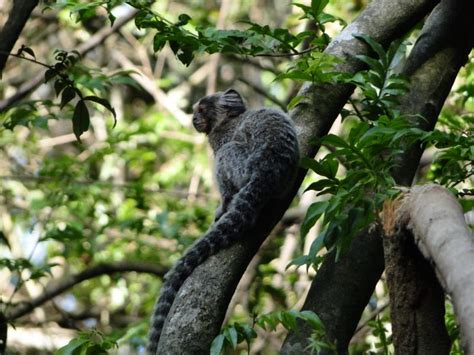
[147,174,269,354]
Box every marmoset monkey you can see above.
[148,89,300,354]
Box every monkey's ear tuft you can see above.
[218,89,246,117]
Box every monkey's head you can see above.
[192,89,246,134]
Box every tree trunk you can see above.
[384,185,474,354]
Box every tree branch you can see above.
[386,184,474,353]
[237,77,287,110]
[156,0,441,352]
[6,261,167,321]
[0,0,39,74]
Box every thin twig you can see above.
[254,46,316,58]
[354,302,389,334]
[6,261,168,321]
[237,77,286,110]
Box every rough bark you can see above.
[0,0,39,74]
[282,0,473,353]
[383,213,450,355]
[156,0,440,353]
[387,185,474,354]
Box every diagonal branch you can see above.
[6,261,167,321]
[387,185,474,353]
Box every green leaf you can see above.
[321,134,350,148]
[287,255,311,268]
[72,100,90,140]
[301,201,329,238]
[224,327,238,348]
[22,46,36,59]
[287,95,304,109]
[176,13,191,26]
[281,311,297,330]
[308,230,327,256]
[153,34,166,52]
[311,0,329,16]
[44,69,56,83]
[60,87,76,108]
[299,310,324,329]
[355,54,385,76]
[83,95,117,126]
[54,79,68,96]
[239,323,257,341]
[353,33,387,67]
[323,158,339,179]
[301,157,324,174]
[305,179,334,192]
[210,334,225,355]
[55,337,89,355]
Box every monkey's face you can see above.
[192,96,218,134]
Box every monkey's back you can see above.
[235,108,300,196]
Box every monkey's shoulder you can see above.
[238,108,295,132]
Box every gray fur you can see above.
[147,89,299,354]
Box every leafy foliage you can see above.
[349,34,409,120]
[3,48,120,140]
[367,316,392,354]
[295,37,413,265]
[56,330,118,355]
[427,113,474,198]
[445,302,462,355]
[131,0,343,68]
[210,310,334,355]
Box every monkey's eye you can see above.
[197,106,204,113]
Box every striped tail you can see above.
[147,174,268,354]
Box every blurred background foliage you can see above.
[0,0,471,353]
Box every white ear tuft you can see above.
[218,89,246,117]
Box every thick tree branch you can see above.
[156,0,440,352]
[0,0,39,74]
[6,261,166,321]
[386,185,474,353]
[383,206,450,354]
[282,0,473,353]
[0,7,137,112]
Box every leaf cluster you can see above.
[348,34,409,120]
[56,329,118,355]
[210,310,333,355]
[132,0,342,66]
[427,113,474,197]
[1,49,139,140]
[295,36,417,266]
